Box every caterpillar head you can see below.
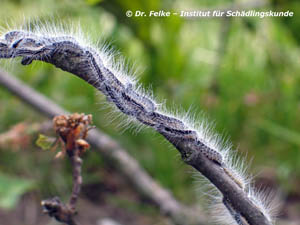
[0,30,45,65]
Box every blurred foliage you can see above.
[0,0,299,212]
[0,173,35,209]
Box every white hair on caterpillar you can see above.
[0,20,278,225]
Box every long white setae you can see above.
[0,23,277,225]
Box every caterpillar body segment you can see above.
[0,26,276,225]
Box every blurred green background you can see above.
[0,0,300,224]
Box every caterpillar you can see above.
[0,23,277,225]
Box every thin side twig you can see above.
[69,154,82,211]
[42,113,92,225]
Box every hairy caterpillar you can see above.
[0,23,277,225]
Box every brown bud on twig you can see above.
[41,113,93,225]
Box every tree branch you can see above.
[0,22,273,223]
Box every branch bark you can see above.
[0,17,273,222]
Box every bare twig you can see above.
[6,37,270,224]
[69,154,82,211]
[42,113,92,225]
[42,197,79,225]
[41,156,82,225]
[0,69,206,225]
